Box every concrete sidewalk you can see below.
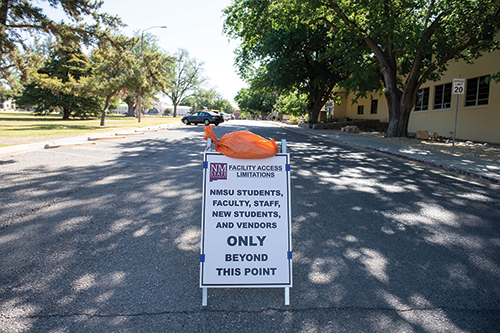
[273,122,500,185]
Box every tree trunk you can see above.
[384,86,403,137]
[386,102,410,137]
[305,92,327,123]
[385,77,420,137]
[126,100,135,117]
[135,101,142,119]
[100,95,112,126]
[173,104,178,117]
[62,107,70,120]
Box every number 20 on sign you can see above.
[453,78,465,95]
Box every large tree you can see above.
[254,0,500,137]
[135,48,173,120]
[0,0,122,86]
[224,3,376,123]
[84,34,138,126]
[181,87,235,114]
[16,42,101,119]
[278,91,308,117]
[234,86,275,119]
[212,98,235,115]
[121,31,173,118]
[166,49,205,117]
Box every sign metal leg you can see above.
[284,287,290,305]
[207,138,212,151]
[202,287,208,306]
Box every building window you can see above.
[414,87,429,111]
[434,83,452,109]
[465,75,490,107]
[357,105,364,114]
[371,99,378,114]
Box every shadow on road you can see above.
[0,123,499,332]
[287,132,500,332]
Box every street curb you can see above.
[116,132,145,136]
[135,129,157,132]
[88,136,126,141]
[44,142,96,149]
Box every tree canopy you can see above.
[181,87,235,114]
[84,34,138,125]
[277,92,308,117]
[224,2,377,122]
[166,48,205,117]
[119,31,174,118]
[264,24,367,122]
[234,85,275,119]
[224,0,500,136]
[0,0,122,89]
[17,42,101,119]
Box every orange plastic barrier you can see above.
[204,125,279,159]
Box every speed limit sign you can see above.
[453,78,466,95]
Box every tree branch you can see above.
[308,17,339,32]
[424,0,435,29]
[422,36,481,81]
[423,12,443,41]
[0,63,16,71]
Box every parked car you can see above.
[220,112,232,121]
[181,111,224,126]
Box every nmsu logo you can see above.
[210,163,227,182]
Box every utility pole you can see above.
[136,26,167,122]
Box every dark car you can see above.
[181,111,224,126]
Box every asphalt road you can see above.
[1,120,499,332]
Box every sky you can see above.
[45,0,247,106]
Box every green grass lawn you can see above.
[0,111,182,147]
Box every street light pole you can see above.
[137,26,167,123]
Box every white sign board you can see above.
[453,78,466,95]
[200,152,292,288]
